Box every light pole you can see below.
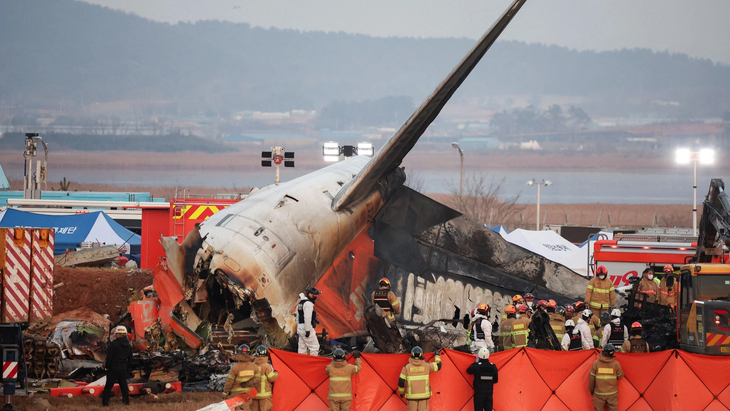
[676,148,714,236]
[452,142,464,198]
[527,179,552,230]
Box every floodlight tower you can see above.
[527,178,552,231]
[676,148,715,236]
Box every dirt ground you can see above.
[53,266,153,322]
[13,391,221,411]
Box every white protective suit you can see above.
[470,314,495,353]
[574,318,595,350]
[296,293,319,355]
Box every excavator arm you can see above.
[695,179,730,263]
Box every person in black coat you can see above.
[467,347,499,411]
[102,325,133,406]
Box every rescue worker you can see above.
[467,347,498,411]
[511,305,530,348]
[596,312,610,347]
[574,310,596,350]
[512,294,524,307]
[325,348,362,411]
[576,301,600,346]
[466,308,478,345]
[565,305,575,323]
[372,277,401,324]
[659,265,678,309]
[561,320,584,351]
[398,347,442,411]
[297,286,322,355]
[585,265,616,318]
[471,303,495,354]
[252,345,278,411]
[223,344,261,409]
[524,292,535,310]
[636,268,659,306]
[621,322,650,353]
[589,344,624,411]
[547,301,566,342]
[499,305,516,351]
[601,309,628,350]
[102,325,132,407]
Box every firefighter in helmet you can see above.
[601,309,628,351]
[297,286,322,355]
[589,344,624,411]
[398,347,442,411]
[471,303,494,354]
[325,348,362,411]
[621,322,650,353]
[371,278,401,324]
[252,345,278,411]
[659,265,678,309]
[499,305,516,351]
[223,344,261,408]
[586,265,615,318]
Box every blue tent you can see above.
[0,209,140,255]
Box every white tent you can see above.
[505,229,589,276]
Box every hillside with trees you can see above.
[1,0,729,117]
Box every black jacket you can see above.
[105,336,132,371]
[467,360,499,392]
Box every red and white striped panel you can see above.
[3,228,32,323]
[2,361,17,379]
[30,229,55,322]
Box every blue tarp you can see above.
[0,209,140,255]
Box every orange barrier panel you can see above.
[270,348,730,411]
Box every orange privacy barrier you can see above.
[269,348,730,411]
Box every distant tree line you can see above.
[490,105,592,137]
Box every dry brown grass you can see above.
[14,391,222,411]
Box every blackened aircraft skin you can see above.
[161,0,585,340]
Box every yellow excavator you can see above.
[678,179,730,355]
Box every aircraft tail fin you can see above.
[332,0,528,211]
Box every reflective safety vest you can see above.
[586,277,615,310]
[254,358,278,399]
[224,357,260,395]
[549,313,566,341]
[326,358,362,400]
[297,300,317,327]
[373,290,393,313]
[568,330,583,351]
[399,357,442,400]
[607,323,625,346]
[511,318,530,348]
[473,318,486,340]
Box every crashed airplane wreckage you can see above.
[153,0,587,352]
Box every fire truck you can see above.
[593,229,697,288]
[677,179,730,355]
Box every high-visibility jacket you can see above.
[325,357,362,400]
[223,354,261,395]
[510,317,530,348]
[253,357,278,399]
[398,356,442,400]
[499,317,515,351]
[589,355,624,397]
[372,288,401,321]
[637,277,659,304]
[548,313,566,341]
[585,277,616,311]
[659,277,678,307]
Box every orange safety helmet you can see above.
[575,301,586,312]
[596,265,608,276]
[512,294,524,303]
[565,305,575,316]
[547,299,557,309]
[517,304,528,314]
[504,305,516,314]
[631,321,643,332]
[477,303,489,314]
[537,300,547,309]
[663,265,673,274]
[379,277,391,288]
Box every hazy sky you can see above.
[80,0,730,64]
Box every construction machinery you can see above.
[677,179,730,355]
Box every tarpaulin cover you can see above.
[269,348,730,411]
[0,208,140,254]
[505,229,587,275]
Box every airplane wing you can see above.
[332,0,528,211]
